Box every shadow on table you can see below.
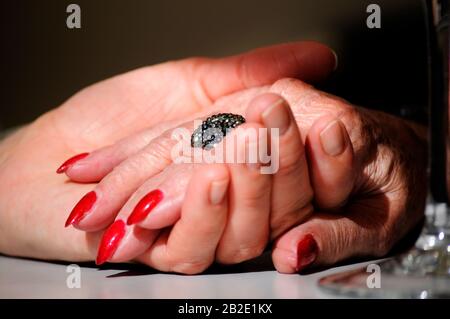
[86,219,421,278]
[1,218,422,279]
[102,251,277,278]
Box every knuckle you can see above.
[111,153,147,178]
[170,259,212,275]
[103,138,173,191]
[271,78,312,93]
[240,186,269,209]
[104,164,130,191]
[269,78,358,123]
[276,149,305,177]
[217,244,265,265]
[166,245,213,275]
[148,134,176,165]
[191,224,222,240]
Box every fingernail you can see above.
[65,191,97,227]
[209,179,229,205]
[296,234,318,272]
[261,99,290,135]
[331,50,338,71]
[96,220,126,265]
[319,120,346,156]
[126,190,164,225]
[56,152,89,174]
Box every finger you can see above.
[271,205,391,274]
[58,42,337,182]
[63,120,192,231]
[215,123,272,264]
[246,93,313,239]
[64,91,258,232]
[193,41,337,101]
[93,164,198,265]
[123,163,194,230]
[306,116,355,209]
[137,164,230,274]
[58,120,180,183]
[109,123,268,265]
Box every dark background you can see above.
[0,0,428,130]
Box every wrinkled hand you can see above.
[63,78,428,274]
[0,42,335,261]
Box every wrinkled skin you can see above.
[0,42,337,261]
[0,42,427,274]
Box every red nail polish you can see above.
[126,190,163,225]
[96,220,126,265]
[64,191,97,227]
[56,152,89,174]
[296,234,318,272]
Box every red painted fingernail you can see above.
[126,190,164,225]
[56,152,89,174]
[64,191,97,227]
[96,220,126,265]
[296,234,318,272]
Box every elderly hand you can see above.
[0,42,335,261]
[62,78,427,274]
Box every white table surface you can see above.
[0,253,378,299]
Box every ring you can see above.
[191,113,246,149]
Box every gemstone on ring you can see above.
[191,113,246,149]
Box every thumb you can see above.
[271,209,389,274]
[306,115,355,210]
[192,41,337,100]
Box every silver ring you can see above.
[191,113,246,149]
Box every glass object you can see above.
[319,0,450,298]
